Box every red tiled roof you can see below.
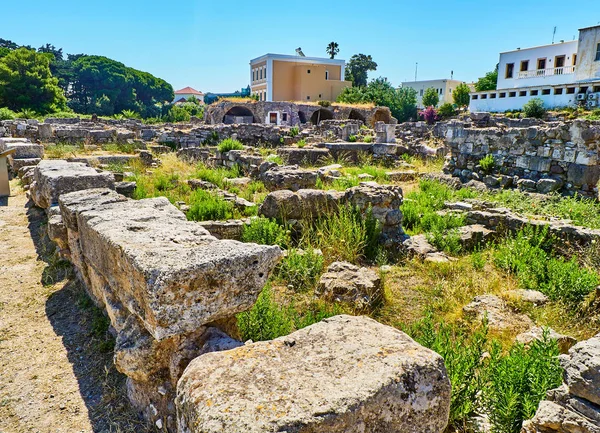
[174,86,203,95]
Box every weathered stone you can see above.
[521,400,600,433]
[516,327,577,354]
[458,224,495,250]
[537,178,563,194]
[65,195,283,341]
[176,315,451,433]
[504,289,549,305]
[316,262,383,310]
[260,165,318,191]
[561,333,600,406]
[115,181,137,198]
[463,295,534,332]
[30,160,115,209]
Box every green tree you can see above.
[336,77,417,122]
[0,48,66,113]
[422,87,440,107]
[453,82,471,108]
[345,54,378,87]
[475,69,498,91]
[326,42,339,60]
[68,55,173,116]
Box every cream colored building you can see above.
[401,79,467,108]
[250,54,352,102]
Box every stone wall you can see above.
[438,119,600,197]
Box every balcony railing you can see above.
[517,65,575,79]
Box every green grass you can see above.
[405,313,562,433]
[402,179,476,236]
[217,138,244,153]
[237,285,340,342]
[241,217,290,248]
[192,163,241,188]
[275,248,324,292]
[186,189,235,221]
[494,227,599,309]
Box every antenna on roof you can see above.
[295,47,305,57]
[552,26,557,44]
[451,70,454,80]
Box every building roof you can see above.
[579,24,600,31]
[250,53,345,66]
[499,39,577,55]
[174,87,203,95]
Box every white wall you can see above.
[576,26,600,81]
[497,41,578,89]
[470,90,578,112]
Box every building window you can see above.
[490,93,496,99]
[566,87,576,94]
[505,63,514,79]
[472,95,479,100]
[554,88,563,95]
[325,70,329,80]
[595,85,600,92]
[595,43,600,61]
[555,55,565,69]
[307,69,311,74]
[530,90,539,96]
[537,58,546,72]
[519,91,527,97]
[259,69,263,80]
[481,94,487,99]
[307,96,310,100]
[580,86,589,93]
[318,94,322,98]
[449,88,452,93]
[542,89,551,95]
[499,92,506,98]
[420,89,424,96]
[520,60,529,72]
[282,113,288,121]
[509,91,516,97]
[573,54,577,66]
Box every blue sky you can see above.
[2,0,599,92]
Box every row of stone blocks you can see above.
[25,159,452,432]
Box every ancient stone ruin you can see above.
[18,159,452,433]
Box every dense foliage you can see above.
[0,38,173,118]
[422,87,440,108]
[344,53,378,87]
[0,48,67,113]
[475,69,498,91]
[337,77,418,122]
[523,98,546,119]
[453,83,471,107]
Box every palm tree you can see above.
[326,42,339,60]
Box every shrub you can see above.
[426,225,462,254]
[297,139,306,148]
[348,134,357,142]
[241,217,289,248]
[422,87,440,108]
[405,313,489,430]
[523,98,546,119]
[483,333,562,433]
[494,227,599,308]
[317,100,331,107]
[419,106,440,124]
[471,250,486,271]
[237,285,294,341]
[303,204,381,264]
[363,135,373,143]
[16,108,37,119]
[276,248,324,292]
[237,285,339,341]
[289,126,300,137]
[438,102,457,119]
[0,107,16,120]
[479,154,496,175]
[186,189,234,221]
[164,105,191,123]
[217,138,244,153]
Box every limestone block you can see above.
[31,160,115,209]
[260,165,318,191]
[316,262,383,310]
[516,327,576,355]
[0,141,44,159]
[463,295,533,332]
[561,333,600,406]
[176,315,451,433]
[521,400,600,433]
[67,196,282,340]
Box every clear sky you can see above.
[2,0,599,92]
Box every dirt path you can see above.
[0,182,148,433]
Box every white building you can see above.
[470,25,600,112]
[401,79,467,108]
[173,87,205,104]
